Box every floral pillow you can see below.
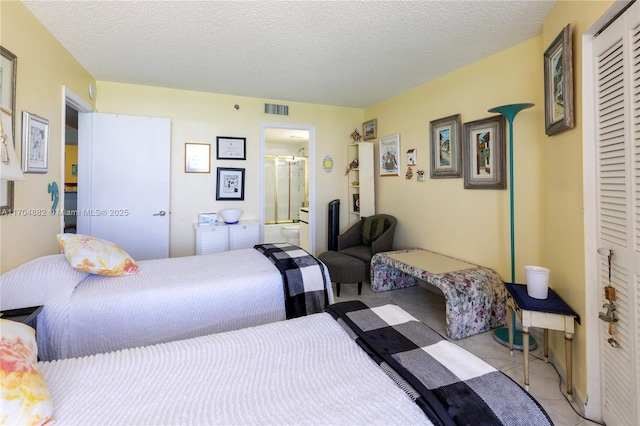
[56,233,139,276]
[0,319,54,426]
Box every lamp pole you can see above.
[488,103,536,349]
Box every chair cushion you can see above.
[317,251,367,283]
[361,216,390,246]
[340,245,373,264]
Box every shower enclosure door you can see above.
[264,156,307,224]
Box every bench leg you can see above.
[336,283,341,297]
[358,282,362,295]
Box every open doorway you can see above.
[260,122,316,254]
[61,86,92,234]
[63,105,78,233]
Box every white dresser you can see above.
[195,221,260,254]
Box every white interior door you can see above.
[77,113,170,260]
[593,3,640,424]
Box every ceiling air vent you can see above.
[264,103,289,116]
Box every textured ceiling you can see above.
[22,0,556,108]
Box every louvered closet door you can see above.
[593,3,640,424]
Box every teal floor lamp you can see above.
[488,103,537,350]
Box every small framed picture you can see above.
[1,46,17,215]
[22,111,49,173]
[216,136,246,160]
[363,118,377,141]
[379,133,401,176]
[544,24,574,136]
[216,167,245,200]
[430,114,462,178]
[463,115,506,189]
[185,143,211,173]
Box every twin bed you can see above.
[0,243,332,361]
[3,299,552,425]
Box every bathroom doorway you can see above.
[260,123,316,253]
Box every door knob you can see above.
[153,211,166,216]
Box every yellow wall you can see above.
[366,36,544,280]
[64,145,78,184]
[95,82,362,258]
[542,0,613,407]
[0,0,95,272]
[365,0,614,404]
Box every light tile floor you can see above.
[334,282,603,426]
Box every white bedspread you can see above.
[40,313,431,425]
[1,250,332,361]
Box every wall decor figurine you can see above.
[405,166,413,180]
[322,155,334,173]
[350,128,362,141]
[407,148,416,166]
[417,170,425,181]
[48,181,59,214]
[345,159,358,175]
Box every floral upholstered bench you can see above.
[371,249,507,339]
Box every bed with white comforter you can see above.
[35,300,551,425]
[0,246,332,361]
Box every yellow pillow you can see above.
[56,233,139,276]
[0,319,54,426]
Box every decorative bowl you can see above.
[219,208,242,224]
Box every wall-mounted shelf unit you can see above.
[347,142,375,225]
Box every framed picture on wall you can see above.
[22,111,49,173]
[0,46,17,215]
[463,115,506,189]
[216,167,245,200]
[363,118,377,141]
[185,142,211,173]
[216,136,246,160]
[430,113,462,178]
[379,133,401,176]
[544,24,574,136]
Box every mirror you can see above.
[0,46,17,215]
